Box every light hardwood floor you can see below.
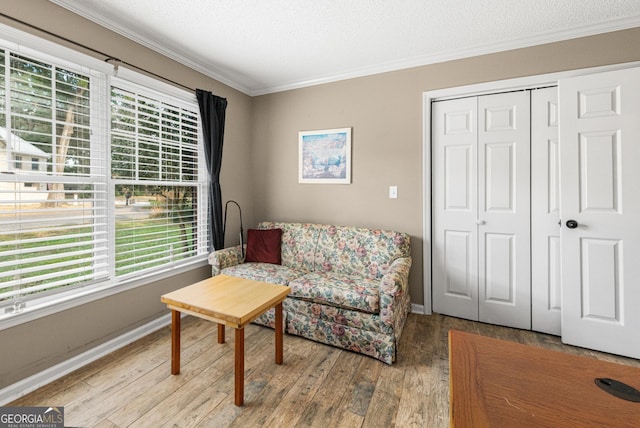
[10,313,640,427]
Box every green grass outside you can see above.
[0,220,196,301]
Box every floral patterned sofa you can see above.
[207,221,412,364]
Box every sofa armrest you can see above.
[379,256,412,326]
[208,245,244,275]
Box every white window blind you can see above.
[0,34,208,316]
[110,80,205,278]
[0,48,109,310]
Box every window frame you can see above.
[0,24,209,330]
[108,71,208,281]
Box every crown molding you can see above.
[49,1,640,96]
[49,0,252,94]
[254,15,640,95]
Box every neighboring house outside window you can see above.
[0,127,49,198]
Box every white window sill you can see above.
[0,256,209,331]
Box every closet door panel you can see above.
[531,87,561,335]
[477,91,531,329]
[445,145,472,210]
[484,232,515,303]
[484,142,515,211]
[432,97,479,320]
[443,230,473,298]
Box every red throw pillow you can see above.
[244,228,283,264]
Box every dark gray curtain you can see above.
[196,89,227,251]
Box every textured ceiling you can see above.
[50,0,640,95]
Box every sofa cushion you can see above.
[245,228,283,264]
[222,262,302,285]
[314,225,411,279]
[289,272,380,314]
[258,222,321,272]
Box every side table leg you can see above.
[235,327,244,406]
[275,302,283,365]
[218,324,225,344]
[171,310,180,375]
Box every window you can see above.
[0,37,207,315]
[110,80,203,278]
[0,48,107,312]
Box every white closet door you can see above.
[432,97,479,320]
[433,92,531,329]
[477,91,531,329]
[531,87,561,335]
[559,67,640,359]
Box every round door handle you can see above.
[476,220,486,225]
[566,219,579,229]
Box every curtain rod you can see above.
[0,12,195,93]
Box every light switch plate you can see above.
[389,186,398,199]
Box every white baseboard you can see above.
[411,303,426,314]
[0,314,172,406]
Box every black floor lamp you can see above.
[223,200,244,259]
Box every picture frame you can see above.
[298,127,352,184]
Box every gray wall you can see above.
[2,0,640,390]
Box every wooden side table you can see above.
[161,274,291,406]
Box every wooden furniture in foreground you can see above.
[449,329,640,427]
[161,274,290,406]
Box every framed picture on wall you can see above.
[298,127,352,184]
